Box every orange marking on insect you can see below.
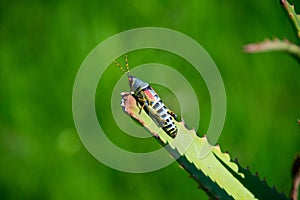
[144,90,156,101]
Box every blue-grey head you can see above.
[115,55,149,94]
[128,76,149,93]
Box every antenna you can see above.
[114,60,126,73]
[114,55,130,76]
[125,55,130,74]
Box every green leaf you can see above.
[281,0,300,38]
[121,92,289,200]
[243,38,300,59]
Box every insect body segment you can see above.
[143,86,178,138]
[115,56,178,138]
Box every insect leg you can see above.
[147,105,166,127]
[139,102,146,114]
[138,92,149,114]
[132,91,149,114]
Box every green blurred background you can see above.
[1,0,300,199]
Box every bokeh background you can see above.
[1,0,300,199]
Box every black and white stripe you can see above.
[150,91,177,138]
